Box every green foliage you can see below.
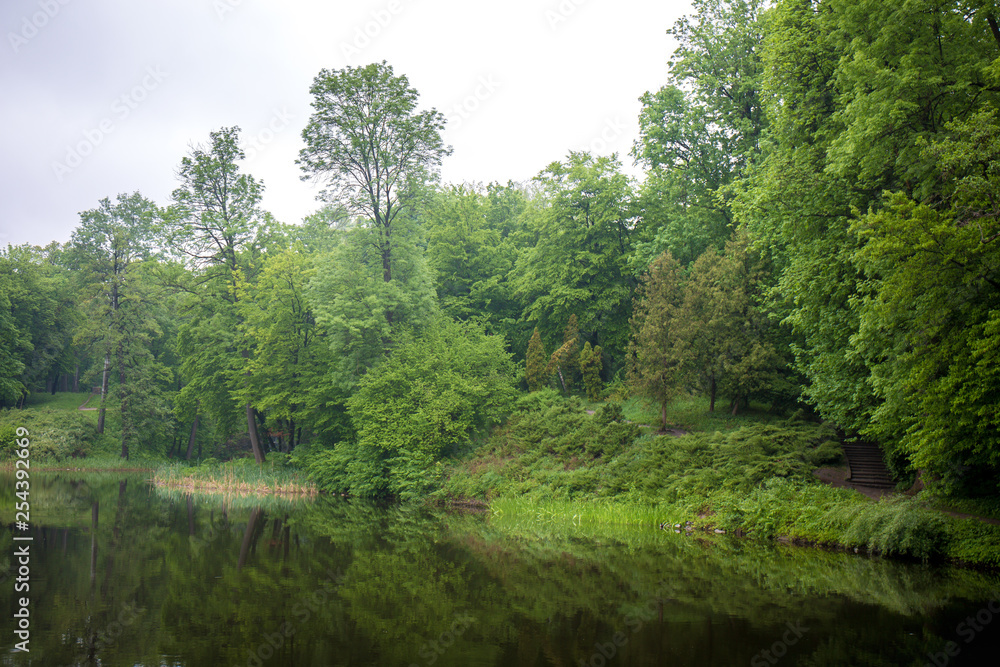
[0,274,28,403]
[298,60,451,292]
[0,408,97,461]
[679,239,787,414]
[0,423,16,454]
[423,183,525,339]
[579,341,604,400]
[850,110,1000,493]
[234,246,346,447]
[308,317,518,500]
[0,244,77,406]
[441,393,641,501]
[732,0,1000,501]
[544,336,577,394]
[307,219,437,392]
[165,126,270,463]
[70,193,173,458]
[349,317,517,461]
[514,152,636,366]
[627,251,688,429]
[524,328,547,392]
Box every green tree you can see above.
[298,61,451,292]
[234,246,346,450]
[627,252,689,431]
[631,0,767,269]
[679,240,785,414]
[314,317,518,499]
[70,193,170,458]
[525,328,547,393]
[165,126,269,463]
[0,267,29,404]
[851,109,1000,491]
[0,244,78,406]
[560,314,581,392]
[579,341,604,401]
[736,0,1000,444]
[307,219,437,392]
[514,152,635,367]
[423,183,522,335]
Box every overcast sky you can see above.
[0,0,688,248]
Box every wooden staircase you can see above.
[842,440,895,489]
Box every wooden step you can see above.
[842,440,896,489]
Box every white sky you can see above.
[0,0,688,248]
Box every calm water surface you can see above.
[1,472,998,666]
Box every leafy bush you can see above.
[838,496,949,560]
[312,317,519,500]
[0,424,17,455]
[0,408,97,461]
[348,317,519,462]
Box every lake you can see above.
[2,472,998,666]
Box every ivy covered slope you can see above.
[440,391,1000,568]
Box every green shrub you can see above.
[306,317,520,501]
[0,408,97,461]
[0,424,17,455]
[839,497,949,560]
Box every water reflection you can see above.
[1,472,998,666]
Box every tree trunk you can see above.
[73,364,79,393]
[709,374,716,413]
[118,347,128,460]
[97,353,110,434]
[987,14,1000,49]
[247,403,265,464]
[661,400,667,432]
[730,396,739,416]
[241,347,266,463]
[186,410,199,461]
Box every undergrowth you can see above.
[441,391,1000,566]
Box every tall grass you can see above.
[154,459,318,497]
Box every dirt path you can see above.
[813,466,1000,524]
[813,466,894,500]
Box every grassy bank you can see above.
[440,392,1000,568]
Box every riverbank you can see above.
[436,392,1000,568]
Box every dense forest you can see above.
[2,0,999,500]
